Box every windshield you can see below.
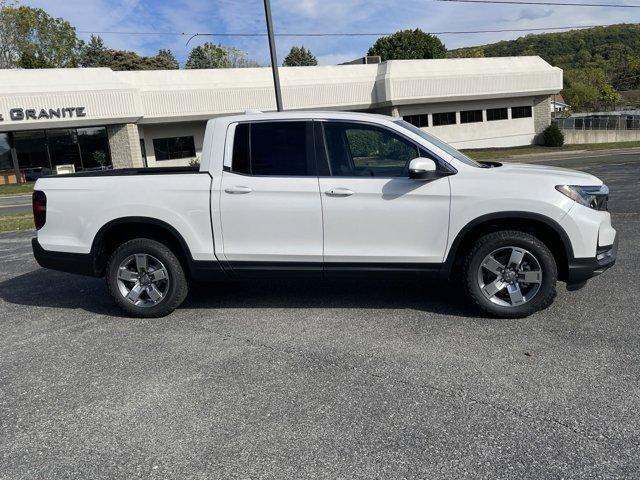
[393,119,483,168]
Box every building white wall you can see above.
[139,121,206,167]
[397,97,538,149]
[137,96,541,168]
[0,57,562,131]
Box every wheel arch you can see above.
[91,217,195,277]
[445,212,574,282]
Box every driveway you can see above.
[0,157,639,479]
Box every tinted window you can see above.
[153,136,196,161]
[402,114,429,128]
[0,134,12,171]
[460,110,483,124]
[47,129,81,169]
[77,127,110,169]
[512,106,533,119]
[13,130,50,171]
[232,121,313,176]
[487,107,508,121]
[232,123,250,174]
[433,112,457,126]
[322,122,418,177]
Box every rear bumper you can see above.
[566,235,618,289]
[32,238,97,277]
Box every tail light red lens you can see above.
[32,190,47,230]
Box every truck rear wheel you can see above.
[106,238,188,318]
[463,230,557,318]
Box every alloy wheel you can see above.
[476,246,543,307]
[116,253,170,307]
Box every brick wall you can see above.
[106,124,144,169]
[533,95,552,144]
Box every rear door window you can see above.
[231,121,314,176]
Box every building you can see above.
[551,94,570,114]
[0,56,562,184]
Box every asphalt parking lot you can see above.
[1,155,639,479]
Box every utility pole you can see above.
[263,0,283,111]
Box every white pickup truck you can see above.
[32,111,617,318]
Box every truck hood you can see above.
[495,162,603,186]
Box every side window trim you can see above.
[228,119,316,177]
[314,119,435,179]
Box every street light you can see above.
[263,0,283,111]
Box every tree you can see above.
[283,46,317,66]
[226,46,259,68]
[77,38,180,71]
[149,49,179,69]
[563,81,599,111]
[368,29,446,61]
[185,43,258,69]
[185,43,230,69]
[8,6,78,68]
[77,34,109,68]
[448,46,485,58]
[0,0,20,68]
[563,68,622,111]
[107,49,151,71]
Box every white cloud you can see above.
[516,8,554,21]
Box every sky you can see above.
[19,0,640,66]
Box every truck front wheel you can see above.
[106,238,188,318]
[463,230,557,318]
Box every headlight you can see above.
[555,184,609,211]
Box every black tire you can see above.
[106,238,188,318]
[462,230,557,318]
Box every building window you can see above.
[402,114,429,128]
[1,127,112,183]
[0,134,12,171]
[432,112,457,126]
[77,127,110,169]
[460,110,483,124]
[153,136,196,161]
[512,106,533,119]
[487,108,508,121]
[12,130,50,173]
[47,129,82,170]
[232,121,314,176]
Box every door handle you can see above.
[325,188,354,197]
[225,186,253,194]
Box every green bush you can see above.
[543,123,565,147]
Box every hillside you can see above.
[449,24,640,110]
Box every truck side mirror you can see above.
[408,157,438,180]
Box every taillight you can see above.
[32,190,47,230]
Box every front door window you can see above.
[322,122,418,177]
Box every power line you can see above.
[76,23,627,40]
[435,0,640,7]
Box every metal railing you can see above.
[554,115,640,130]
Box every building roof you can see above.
[0,56,562,131]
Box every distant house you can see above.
[551,94,570,113]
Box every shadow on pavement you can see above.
[0,268,478,318]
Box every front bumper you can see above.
[32,237,97,276]
[566,235,618,290]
